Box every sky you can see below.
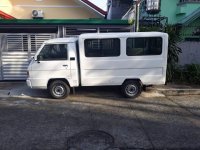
[88,0,107,11]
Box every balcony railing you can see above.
[179,0,200,4]
[181,26,200,41]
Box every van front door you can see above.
[30,43,71,88]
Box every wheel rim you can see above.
[53,84,65,97]
[125,84,138,96]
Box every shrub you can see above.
[173,64,200,84]
[184,64,200,84]
[165,25,182,82]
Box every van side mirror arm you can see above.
[37,55,41,63]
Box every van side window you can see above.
[39,44,68,61]
[126,37,162,56]
[84,38,120,57]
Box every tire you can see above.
[48,80,70,99]
[121,80,142,98]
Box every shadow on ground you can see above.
[0,94,200,150]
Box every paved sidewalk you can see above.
[150,83,200,96]
[0,82,48,98]
[0,81,200,98]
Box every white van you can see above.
[27,32,168,99]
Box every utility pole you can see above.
[134,0,144,32]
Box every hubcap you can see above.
[125,84,138,96]
[53,85,65,96]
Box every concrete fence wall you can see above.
[178,42,200,65]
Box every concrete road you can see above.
[0,87,200,150]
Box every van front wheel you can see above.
[121,80,142,98]
[49,80,70,99]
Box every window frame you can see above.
[84,38,121,58]
[126,36,163,56]
[38,43,69,61]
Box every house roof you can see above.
[76,0,107,17]
[0,10,15,19]
[0,1,106,19]
[178,7,200,25]
[0,19,129,25]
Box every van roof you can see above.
[44,37,78,44]
[79,32,168,39]
[44,32,168,44]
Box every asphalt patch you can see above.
[66,130,114,150]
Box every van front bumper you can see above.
[26,79,32,88]
[26,78,48,89]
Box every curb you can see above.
[0,86,200,98]
[151,88,200,96]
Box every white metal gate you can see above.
[0,34,56,80]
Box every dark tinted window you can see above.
[39,44,68,60]
[126,37,162,56]
[85,38,120,57]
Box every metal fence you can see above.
[0,33,56,80]
[180,26,200,41]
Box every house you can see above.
[0,0,106,19]
[153,0,200,40]
[107,0,200,65]
[140,0,200,65]
[158,0,200,65]
[0,0,131,80]
[0,10,15,19]
[107,0,134,20]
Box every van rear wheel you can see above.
[121,80,142,98]
[49,80,70,99]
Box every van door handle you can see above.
[70,57,75,61]
[63,65,68,67]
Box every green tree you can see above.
[165,25,182,82]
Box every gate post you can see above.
[28,34,32,60]
[0,34,5,80]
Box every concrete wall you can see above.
[178,42,200,65]
[0,0,100,19]
[160,0,200,24]
[160,0,179,24]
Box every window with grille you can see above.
[126,37,162,56]
[84,38,120,57]
[6,35,28,51]
[6,34,54,52]
[179,0,200,3]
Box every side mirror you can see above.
[37,55,41,63]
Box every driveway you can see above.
[0,87,200,150]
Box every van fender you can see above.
[122,79,143,86]
[47,78,71,88]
